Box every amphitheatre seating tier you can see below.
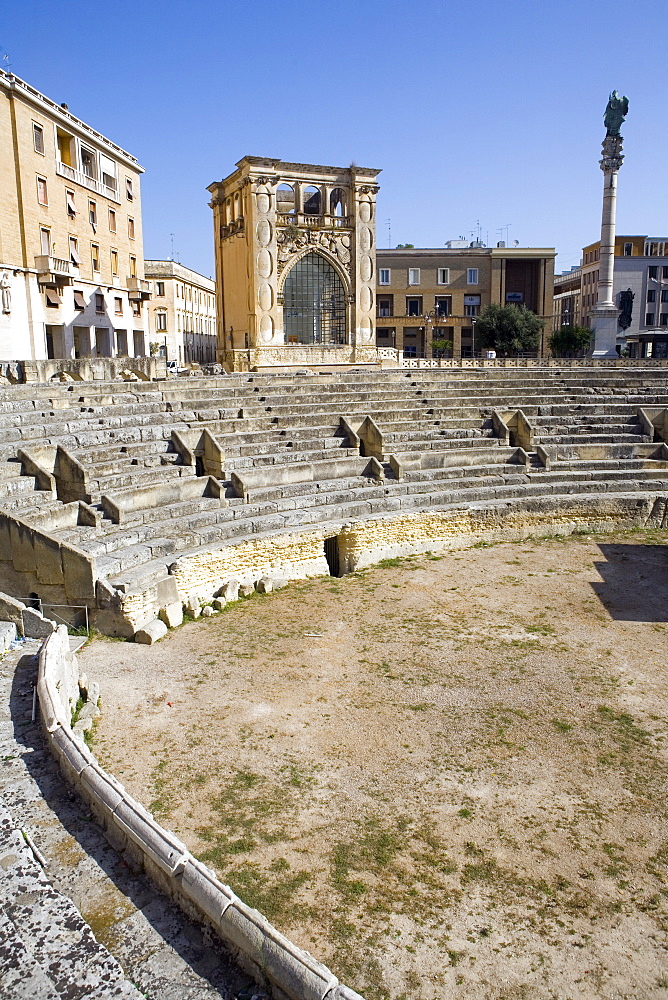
[0,367,666,636]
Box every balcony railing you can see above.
[276,213,352,229]
[56,160,120,203]
[34,255,73,285]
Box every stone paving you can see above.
[0,641,258,999]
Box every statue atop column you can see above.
[604,91,629,136]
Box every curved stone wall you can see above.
[37,626,363,1000]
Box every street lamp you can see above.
[471,317,477,359]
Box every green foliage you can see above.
[548,324,592,357]
[475,304,544,355]
[395,243,414,249]
[431,337,453,358]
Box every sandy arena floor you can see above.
[81,528,668,1000]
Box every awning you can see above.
[45,287,60,307]
[66,192,77,216]
[73,290,86,310]
[70,244,81,265]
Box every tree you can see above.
[431,337,453,359]
[395,243,414,249]
[548,325,592,358]
[475,304,544,355]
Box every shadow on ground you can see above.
[592,543,668,622]
[8,648,254,1000]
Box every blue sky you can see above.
[3,0,666,277]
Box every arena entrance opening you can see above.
[324,535,341,577]
[283,252,347,346]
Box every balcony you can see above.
[276,213,352,229]
[56,160,120,203]
[127,277,152,301]
[34,255,73,286]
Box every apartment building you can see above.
[145,260,217,364]
[554,236,668,357]
[0,70,150,361]
[375,244,555,358]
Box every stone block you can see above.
[201,605,214,617]
[0,621,16,652]
[222,579,240,601]
[256,576,273,594]
[159,602,183,629]
[212,597,226,610]
[134,619,168,644]
[239,583,255,597]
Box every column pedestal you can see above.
[591,305,620,357]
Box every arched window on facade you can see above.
[329,188,346,217]
[283,252,347,346]
[302,185,321,215]
[276,183,295,215]
[234,192,241,220]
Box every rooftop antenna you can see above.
[169,233,175,261]
[385,218,391,249]
[502,223,512,245]
[1,52,11,74]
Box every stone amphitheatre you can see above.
[2,361,668,1000]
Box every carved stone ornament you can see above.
[276,228,352,277]
[600,134,624,173]
[358,185,379,196]
[0,271,11,314]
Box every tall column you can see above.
[592,92,628,358]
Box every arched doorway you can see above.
[283,252,347,346]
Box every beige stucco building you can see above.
[0,69,150,361]
[375,244,556,358]
[145,260,216,364]
[207,157,381,371]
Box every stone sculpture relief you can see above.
[0,272,11,315]
[276,229,352,277]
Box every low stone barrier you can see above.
[37,626,364,1000]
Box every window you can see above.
[647,289,656,303]
[649,266,658,280]
[379,268,390,285]
[114,297,123,315]
[662,291,668,303]
[408,268,420,285]
[69,237,80,267]
[36,176,48,206]
[283,251,347,345]
[435,296,451,317]
[378,296,393,317]
[80,145,98,180]
[89,200,97,226]
[91,243,100,272]
[125,177,134,201]
[464,294,481,317]
[40,227,51,255]
[66,189,76,218]
[646,313,655,325]
[663,267,668,280]
[276,183,295,215]
[110,249,118,275]
[95,293,105,314]
[132,302,141,317]
[406,296,422,317]
[624,243,633,256]
[129,255,137,277]
[156,312,167,332]
[467,268,479,284]
[156,281,165,297]
[661,315,668,327]
[437,268,450,285]
[33,122,45,154]
[73,290,86,310]
[45,287,60,308]
[128,217,135,239]
[116,329,128,355]
[108,208,116,233]
[100,154,117,192]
